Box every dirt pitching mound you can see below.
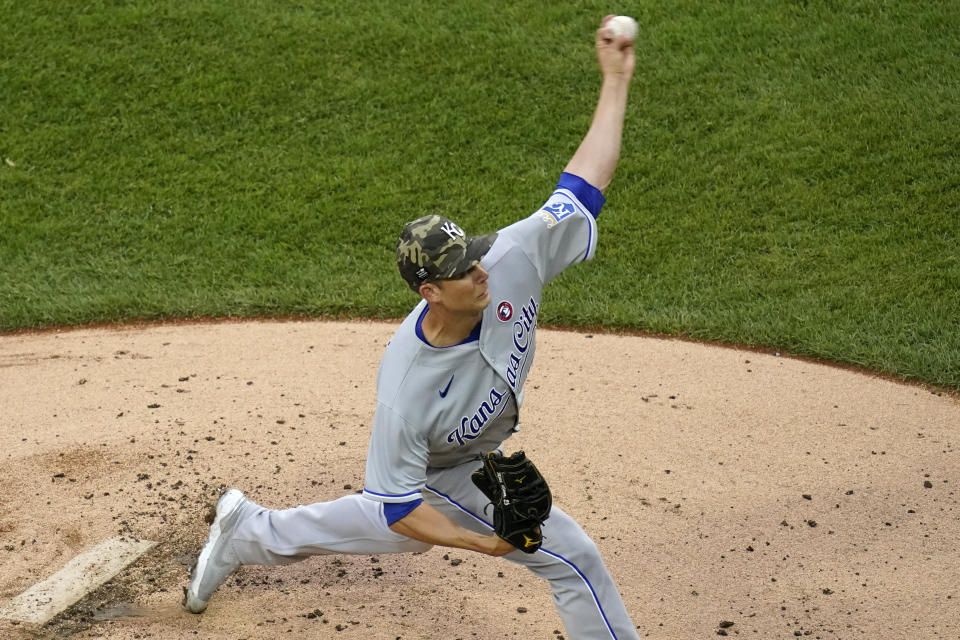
[1,320,957,639]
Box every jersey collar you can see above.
[415,304,482,348]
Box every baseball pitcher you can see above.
[185,16,638,639]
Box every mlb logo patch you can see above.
[497,301,513,322]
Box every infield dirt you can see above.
[1,320,957,639]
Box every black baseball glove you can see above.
[471,450,552,553]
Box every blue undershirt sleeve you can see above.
[383,498,423,526]
[557,172,606,219]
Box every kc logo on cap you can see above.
[440,221,465,240]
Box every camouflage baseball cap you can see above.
[396,215,497,291]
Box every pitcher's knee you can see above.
[527,535,603,574]
[556,536,602,567]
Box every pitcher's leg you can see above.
[186,490,431,613]
[231,492,432,565]
[518,507,640,640]
[424,465,640,640]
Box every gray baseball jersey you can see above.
[363,174,601,505]
[210,173,639,639]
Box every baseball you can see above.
[605,15,638,42]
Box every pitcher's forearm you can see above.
[563,76,631,192]
[388,501,514,556]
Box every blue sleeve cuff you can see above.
[383,498,423,526]
[557,172,606,219]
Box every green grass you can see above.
[1,0,958,389]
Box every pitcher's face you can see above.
[435,264,490,314]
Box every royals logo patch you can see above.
[539,200,577,228]
[497,301,513,322]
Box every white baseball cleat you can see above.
[183,489,252,613]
